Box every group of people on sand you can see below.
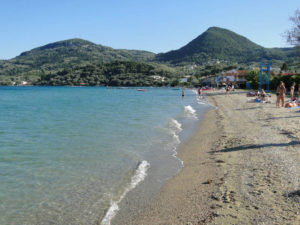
[276,81,300,108]
[181,87,206,99]
[247,89,270,103]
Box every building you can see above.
[201,75,218,86]
[19,81,28,86]
[201,70,250,88]
[150,75,165,82]
[218,70,249,87]
[180,76,191,83]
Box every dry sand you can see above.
[123,90,300,225]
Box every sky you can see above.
[0,0,299,59]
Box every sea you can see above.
[0,86,211,225]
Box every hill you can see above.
[155,27,298,65]
[34,61,180,86]
[0,27,299,86]
[0,38,155,77]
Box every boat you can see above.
[137,89,147,92]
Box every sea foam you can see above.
[191,89,198,95]
[166,118,184,167]
[100,160,150,225]
[168,118,182,133]
[184,105,198,119]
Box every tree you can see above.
[281,63,288,72]
[170,79,180,87]
[286,9,300,47]
[245,70,259,89]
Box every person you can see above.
[182,88,185,98]
[276,81,286,108]
[255,90,260,97]
[198,87,202,97]
[260,89,267,102]
[226,84,230,96]
[290,82,296,101]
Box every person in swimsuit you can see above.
[276,81,286,107]
[290,82,296,101]
[260,89,267,102]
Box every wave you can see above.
[191,89,198,95]
[167,118,183,145]
[100,161,150,225]
[166,118,184,167]
[197,95,207,104]
[184,105,198,119]
[168,118,182,133]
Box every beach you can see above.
[122,90,300,225]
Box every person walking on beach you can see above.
[290,82,296,101]
[276,81,286,107]
[226,84,230,96]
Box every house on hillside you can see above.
[150,75,165,82]
[180,76,191,83]
[19,81,28,86]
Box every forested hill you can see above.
[0,38,155,76]
[35,61,180,86]
[0,27,298,85]
[155,27,297,65]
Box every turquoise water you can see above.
[0,86,210,225]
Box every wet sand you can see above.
[121,90,300,225]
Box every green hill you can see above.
[0,27,298,86]
[34,61,180,86]
[0,38,155,77]
[155,27,297,65]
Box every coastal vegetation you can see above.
[245,70,300,90]
[0,39,155,84]
[34,61,181,86]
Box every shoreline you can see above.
[108,92,212,225]
[112,95,222,224]
[117,90,300,225]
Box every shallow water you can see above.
[0,86,210,225]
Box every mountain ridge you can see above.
[0,38,156,77]
[0,27,298,80]
[155,27,297,65]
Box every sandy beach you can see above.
[121,90,300,225]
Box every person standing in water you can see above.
[276,81,286,107]
[182,88,185,99]
[198,87,202,98]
